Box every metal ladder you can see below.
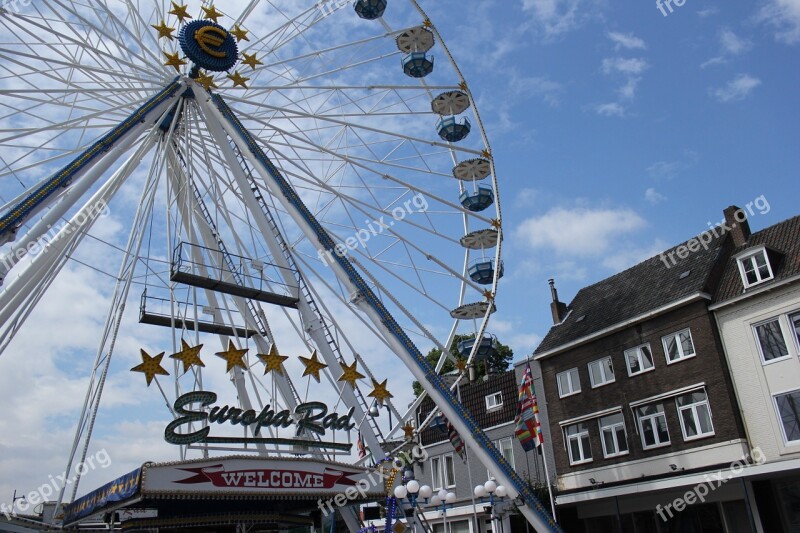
[229,138,384,443]
[173,145,303,405]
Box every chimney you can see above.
[723,205,751,248]
[549,279,568,325]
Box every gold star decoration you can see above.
[231,25,249,42]
[201,5,224,23]
[169,339,205,374]
[490,218,502,229]
[459,80,468,91]
[131,349,169,386]
[299,350,328,383]
[257,344,289,376]
[368,379,394,406]
[228,71,250,88]
[481,149,493,160]
[483,289,495,301]
[163,51,187,72]
[152,21,176,40]
[194,72,217,91]
[169,1,191,23]
[215,341,249,372]
[402,422,415,439]
[338,360,365,388]
[455,358,468,372]
[240,52,263,70]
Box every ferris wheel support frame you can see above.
[196,99,386,459]
[196,91,562,533]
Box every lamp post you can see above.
[474,479,508,533]
[393,467,432,532]
[428,489,457,532]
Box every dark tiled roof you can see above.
[417,371,517,446]
[714,214,800,303]
[534,232,729,356]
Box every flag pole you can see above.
[528,357,557,523]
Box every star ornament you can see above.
[241,52,262,70]
[131,349,169,386]
[228,71,250,88]
[338,360,365,388]
[368,378,393,406]
[201,5,224,23]
[455,358,468,372]
[299,350,328,383]
[402,422,415,439]
[169,339,205,374]
[215,341,249,372]
[258,344,289,376]
[163,51,187,72]
[194,72,217,91]
[152,21,176,40]
[169,1,191,23]
[231,25,249,42]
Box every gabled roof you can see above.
[534,232,729,357]
[713,214,800,304]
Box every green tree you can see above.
[412,334,514,396]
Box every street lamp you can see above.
[474,479,508,533]
[428,489,456,532]
[393,468,432,532]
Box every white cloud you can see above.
[601,239,670,272]
[712,74,762,102]
[594,102,626,116]
[697,7,719,18]
[607,31,647,50]
[757,0,800,44]
[515,206,647,257]
[522,0,599,38]
[720,28,753,55]
[602,57,650,75]
[645,188,667,205]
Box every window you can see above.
[775,390,800,444]
[790,313,800,352]
[636,403,670,449]
[754,318,789,363]
[588,357,615,387]
[431,454,455,489]
[442,454,455,487]
[485,392,503,410]
[431,456,442,489]
[497,437,515,469]
[433,520,470,533]
[738,249,774,287]
[599,413,629,458]
[625,344,655,376]
[676,390,714,440]
[663,329,696,364]
[565,423,592,464]
[557,368,581,397]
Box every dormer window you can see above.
[737,247,774,288]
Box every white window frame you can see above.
[598,412,629,458]
[625,343,655,376]
[737,247,774,288]
[488,438,516,479]
[789,312,800,354]
[557,368,581,398]
[753,317,791,364]
[773,389,800,446]
[588,356,615,388]
[676,390,715,441]
[442,453,456,488]
[564,423,592,465]
[485,391,503,410]
[636,403,670,450]
[662,328,696,364]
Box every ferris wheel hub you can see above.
[179,20,239,72]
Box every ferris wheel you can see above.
[0,1,558,531]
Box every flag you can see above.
[357,433,366,459]
[437,413,466,461]
[515,363,544,451]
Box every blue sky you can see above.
[427,0,799,352]
[0,0,797,508]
